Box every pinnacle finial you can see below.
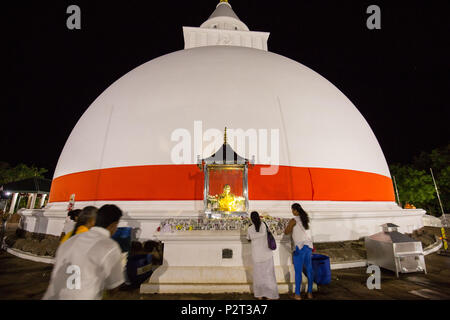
[224,127,227,144]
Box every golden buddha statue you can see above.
[218,184,237,212]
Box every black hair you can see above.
[68,209,81,221]
[250,211,261,232]
[131,241,143,251]
[94,204,122,229]
[69,206,98,239]
[144,240,158,252]
[291,203,309,230]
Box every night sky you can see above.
[3,0,449,179]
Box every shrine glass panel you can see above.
[207,166,246,213]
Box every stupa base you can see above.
[18,200,426,242]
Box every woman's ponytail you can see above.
[291,203,310,230]
[69,206,98,239]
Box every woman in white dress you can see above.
[246,211,279,300]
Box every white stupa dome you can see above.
[20,1,425,244]
[49,45,394,204]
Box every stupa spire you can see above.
[200,0,249,31]
[182,1,270,51]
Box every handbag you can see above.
[263,221,277,250]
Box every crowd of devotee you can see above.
[41,203,315,300]
[43,204,162,299]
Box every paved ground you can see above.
[0,249,449,300]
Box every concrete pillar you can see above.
[30,193,37,209]
[9,193,18,214]
[26,193,32,209]
[27,193,38,209]
[39,194,47,208]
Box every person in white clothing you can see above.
[43,204,125,300]
[246,211,279,300]
[284,203,314,300]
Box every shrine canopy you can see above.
[199,129,252,215]
[2,177,51,194]
[199,128,252,166]
[2,177,51,213]
[203,143,248,165]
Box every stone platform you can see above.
[140,229,316,294]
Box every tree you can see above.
[0,162,48,186]
[412,144,449,215]
[390,144,449,216]
[390,164,436,214]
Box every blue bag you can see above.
[126,254,153,286]
[112,227,132,252]
[311,254,331,285]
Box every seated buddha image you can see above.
[218,184,237,212]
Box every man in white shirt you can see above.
[43,204,125,300]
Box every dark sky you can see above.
[3,0,449,179]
